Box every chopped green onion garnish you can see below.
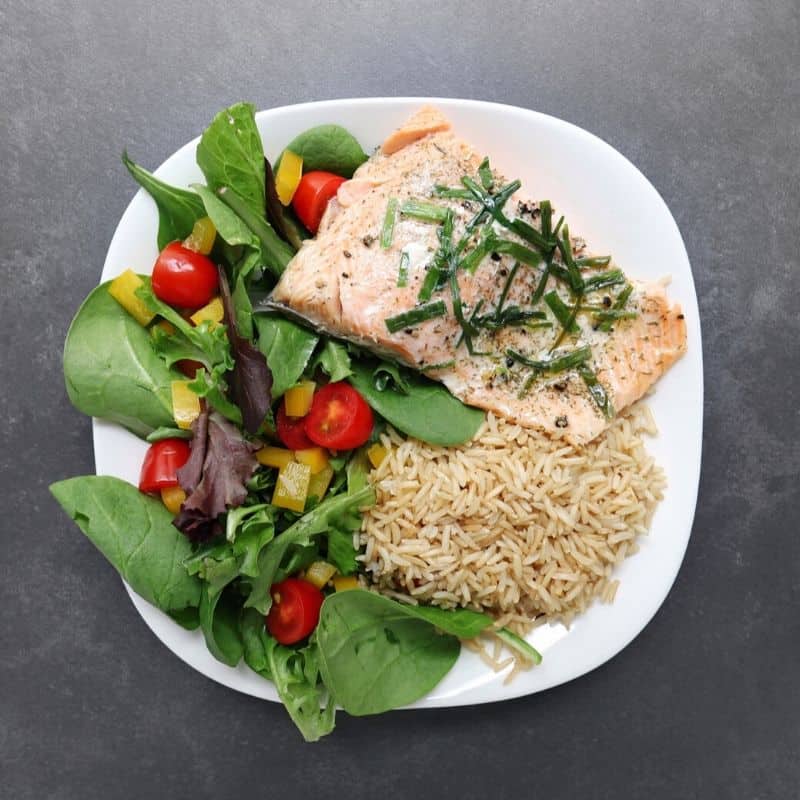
[400,200,449,223]
[557,224,584,293]
[450,269,477,351]
[478,157,494,191]
[593,309,638,322]
[420,360,456,372]
[504,216,553,253]
[475,306,547,331]
[397,251,410,288]
[385,300,447,333]
[517,372,538,399]
[531,263,551,304]
[381,197,398,249]
[598,283,634,332]
[489,237,543,268]
[576,255,612,268]
[456,299,485,348]
[432,185,473,200]
[495,627,543,665]
[540,200,552,240]
[461,237,491,274]
[578,365,615,419]
[582,269,626,293]
[417,265,441,301]
[494,262,520,320]
[544,291,580,334]
[505,345,592,373]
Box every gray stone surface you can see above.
[2,1,798,797]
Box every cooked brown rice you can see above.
[359,403,665,646]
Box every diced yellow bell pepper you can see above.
[275,150,303,205]
[306,464,334,503]
[333,575,359,592]
[189,296,224,329]
[367,443,388,469]
[183,216,217,255]
[171,381,200,429]
[272,461,312,513]
[256,445,294,469]
[108,270,155,326]
[294,446,329,475]
[304,560,337,590]
[284,380,315,418]
[160,486,186,514]
[149,319,176,339]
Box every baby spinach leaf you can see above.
[240,609,335,742]
[122,152,205,249]
[348,361,484,446]
[63,281,179,438]
[278,124,368,178]
[49,476,201,614]
[167,607,201,630]
[192,184,260,250]
[245,485,375,614]
[196,102,266,220]
[253,314,319,398]
[402,605,493,639]
[310,339,352,383]
[315,590,460,716]
[373,362,411,394]
[146,426,192,443]
[199,583,244,667]
[217,187,295,278]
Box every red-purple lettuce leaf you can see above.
[218,267,272,434]
[174,409,258,541]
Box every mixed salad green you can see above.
[50,102,539,741]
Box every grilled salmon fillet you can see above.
[270,107,687,444]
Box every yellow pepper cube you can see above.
[294,446,329,475]
[306,464,334,503]
[171,381,201,430]
[256,445,294,469]
[183,216,217,255]
[333,575,359,592]
[367,443,388,469]
[108,270,155,326]
[284,380,315,418]
[190,296,224,329]
[272,461,312,513]
[304,560,337,590]
[275,150,303,205]
[160,486,186,515]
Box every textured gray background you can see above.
[2,1,798,798]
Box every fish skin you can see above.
[269,107,687,444]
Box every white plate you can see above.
[93,98,702,708]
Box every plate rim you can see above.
[93,96,703,709]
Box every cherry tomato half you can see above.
[292,171,347,234]
[276,401,315,450]
[138,438,191,493]
[266,578,324,645]
[176,359,205,379]
[151,242,218,308]
[303,382,373,450]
